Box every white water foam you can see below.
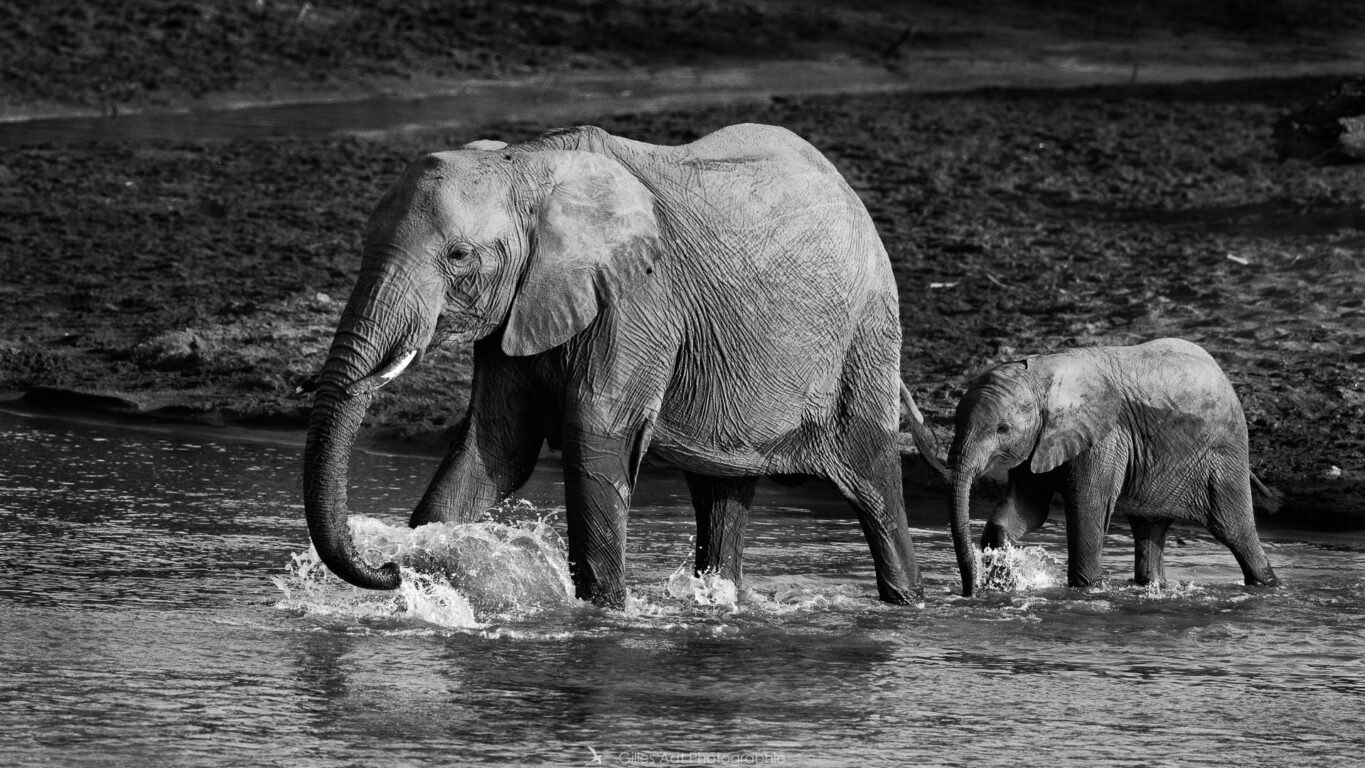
[633,556,868,620]
[664,564,740,610]
[273,510,574,629]
[979,544,1063,592]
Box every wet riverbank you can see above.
[6,73,1365,524]
[6,2,1365,527]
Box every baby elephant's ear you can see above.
[502,150,660,357]
[1029,356,1119,474]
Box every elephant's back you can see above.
[1107,338,1248,446]
[669,123,887,291]
[677,123,838,171]
[1124,338,1235,400]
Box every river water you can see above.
[5,55,1364,148]
[0,409,1361,766]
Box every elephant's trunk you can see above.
[304,384,401,589]
[302,272,431,590]
[949,442,985,597]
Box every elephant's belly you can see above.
[647,418,811,477]
[1116,478,1207,522]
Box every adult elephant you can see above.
[945,338,1279,596]
[303,123,942,607]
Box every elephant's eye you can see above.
[997,423,1011,434]
[447,244,473,262]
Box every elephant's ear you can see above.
[1029,356,1119,474]
[502,150,660,357]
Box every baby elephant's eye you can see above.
[997,423,1011,435]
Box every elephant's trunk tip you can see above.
[366,561,404,590]
[319,551,404,591]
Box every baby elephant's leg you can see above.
[981,467,1057,549]
[1205,473,1279,587]
[1061,440,1127,589]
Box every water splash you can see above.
[664,564,740,610]
[979,544,1063,592]
[273,511,574,629]
[743,583,865,615]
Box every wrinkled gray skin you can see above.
[946,338,1280,596]
[303,123,942,607]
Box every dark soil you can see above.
[4,0,1361,113]
[4,2,1365,524]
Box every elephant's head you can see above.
[947,354,1116,595]
[304,140,661,589]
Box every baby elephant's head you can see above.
[950,362,1044,481]
[945,360,1044,597]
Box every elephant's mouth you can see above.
[431,311,488,347]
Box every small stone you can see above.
[131,329,207,371]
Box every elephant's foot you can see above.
[567,543,628,609]
[1132,573,1164,587]
[1244,565,1281,588]
[876,580,925,605]
[1068,573,1108,592]
[577,578,627,609]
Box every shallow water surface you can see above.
[0,410,1362,766]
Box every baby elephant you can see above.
[947,338,1279,596]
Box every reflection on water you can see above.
[1,409,1363,766]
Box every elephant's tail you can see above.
[1251,472,1283,515]
[899,383,950,483]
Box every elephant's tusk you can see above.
[461,138,508,151]
[346,349,418,398]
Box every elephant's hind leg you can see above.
[829,449,922,605]
[684,473,759,587]
[1129,516,1173,586]
[1205,472,1279,587]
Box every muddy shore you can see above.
[4,2,1365,524]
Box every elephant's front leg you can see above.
[411,349,546,526]
[1060,439,1127,589]
[1129,516,1173,586]
[981,467,1058,549]
[685,472,759,585]
[562,419,653,607]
